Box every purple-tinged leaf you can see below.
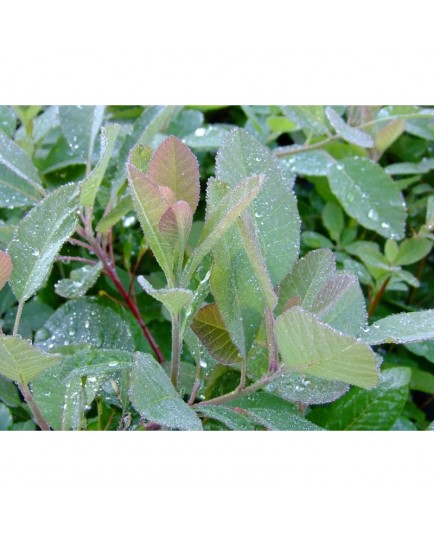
[147,135,200,213]
[159,200,193,270]
[0,251,12,290]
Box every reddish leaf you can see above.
[0,251,12,290]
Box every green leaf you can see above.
[215,128,300,284]
[183,124,233,151]
[0,251,12,290]
[327,157,406,239]
[308,368,411,430]
[0,131,44,208]
[394,237,432,266]
[325,107,374,148]
[281,149,333,176]
[34,297,135,352]
[32,347,133,430]
[275,307,379,388]
[264,370,349,405]
[0,335,60,384]
[0,403,12,430]
[59,105,105,163]
[96,195,133,233]
[302,231,334,249]
[208,179,266,357]
[384,239,399,263]
[225,392,322,431]
[129,352,202,430]
[54,262,103,299]
[137,275,193,315]
[280,106,330,136]
[7,183,80,303]
[426,196,434,228]
[147,135,200,213]
[0,106,16,137]
[405,340,434,364]
[195,405,255,430]
[278,249,336,312]
[386,158,434,175]
[363,310,434,345]
[410,368,434,394]
[183,174,264,285]
[190,304,242,365]
[322,202,344,241]
[0,376,21,407]
[80,124,121,207]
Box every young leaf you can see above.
[308,368,411,430]
[274,307,379,388]
[224,392,322,431]
[216,128,300,284]
[0,131,44,208]
[137,275,193,315]
[190,304,243,365]
[8,183,80,303]
[80,124,121,207]
[159,200,193,270]
[328,157,406,239]
[280,106,330,136]
[54,262,103,299]
[182,175,264,284]
[363,310,434,345]
[129,352,203,430]
[0,336,60,384]
[0,251,12,290]
[147,135,200,213]
[322,202,344,241]
[59,105,105,164]
[325,107,374,148]
[127,155,175,284]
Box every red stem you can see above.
[368,277,390,319]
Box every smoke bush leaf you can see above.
[159,200,193,270]
[190,304,243,365]
[8,183,80,303]
[394,237,432,266]
[280,106,330,136]
[325,107,374,148]
[0,131,44,208]
[196,405,255,430]
[363,310,434,345]
[0,336,60,384]
[129,352,202,430]
[96,195,133,233]
[137,275,193,315]
[308,368,411,430]
[216,128,300,285]
[274,307,379,388]
[80,123,121,207]
[54,262,103,299]
[328,157,406,239]
[0,251,12,290]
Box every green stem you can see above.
[265,308,279,373]
[170,313,182,389]
[19,382,50,431]
[13,300,24,336]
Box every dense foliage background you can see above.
[1,105,434,431]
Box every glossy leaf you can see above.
[363,310,434,345]
[308,368,411,430]
[0,335,60,384]
[190,304,242,365]
[225,392,322,431]
[34,297,135,352]
[80,123,121,207]
[147,135,200,213]
[59,105,105,163]
[0,131,44,208]
[326,107,374,148]
[328,157,406,239]
[8,183,80,303]
[0,251,12,290]
[216,128,299,285]
[129,352,202,430]
[275,307,379,388]
[137,275,193,315]
[54,262,103,299]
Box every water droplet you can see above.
[368,208,379,221]
[32,248,40,257]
